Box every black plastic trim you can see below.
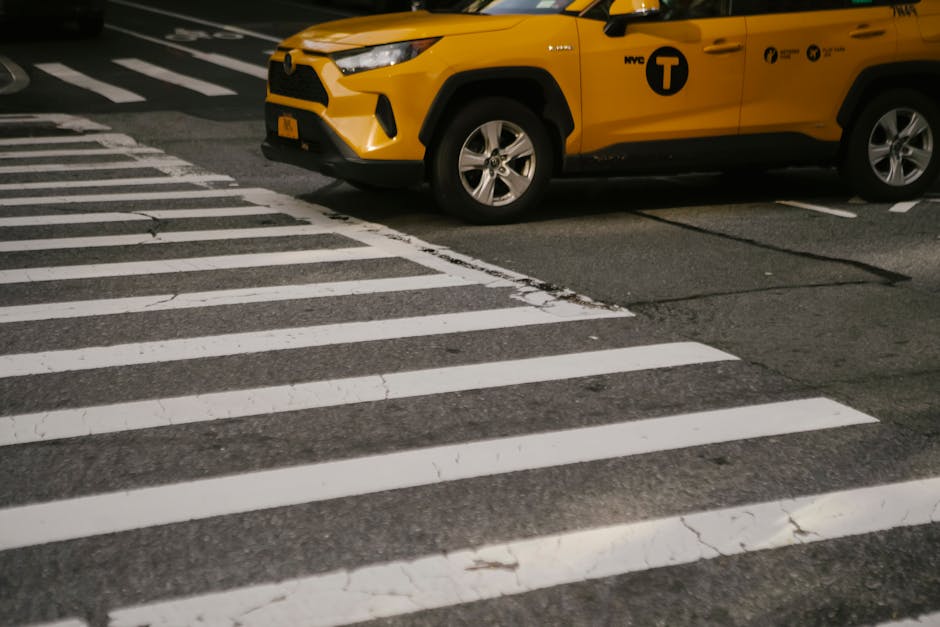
[418,67,575,148]
[375,94,398,139]
[565,133,839,175]
[837,61,940,129]
[262,103,423,188]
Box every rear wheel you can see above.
[841,89,939,202]
[431,97,553,224]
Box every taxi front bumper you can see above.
[262,103,425,188]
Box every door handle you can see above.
[850,25,886,39]
[704,41,743,54]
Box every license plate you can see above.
[277,115,299,140]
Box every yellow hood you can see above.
[281,11,526,54]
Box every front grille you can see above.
[268,61,329,105]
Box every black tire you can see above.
[841,88,939,202]
[431,97,553,224]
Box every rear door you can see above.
[737,0,898,144]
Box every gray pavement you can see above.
[0,2,938,626]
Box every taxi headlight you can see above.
[332,38,439,75]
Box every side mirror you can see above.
[605,0,660,37]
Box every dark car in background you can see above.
[324,0,413,11]
[0,0,106,36]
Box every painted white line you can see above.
[777,200,857,219]
[0,114,101,126]
[113,58,236,96]
[0,274,471,323]
[0,206,282,227]
[0,343,736,447]
[0,157,189,174]
[105,25,268,79]
[106,475,939,627]
[25,620,89,627]
[34,63,146,104]
[0,147,161,159]
[0,55,31,96]
[0,188,267,206]
[889,201,920,214]
[0,307,628,377]
[110,0,282,42]
[0,396,865,551]
[0,225,328,252]
[0,114,111,132]
[877,611,940,626]
[237,191,634,319]
[0,398,872,550]
[0,132,136,147]
[0,174,231,191]
[0,247,391,285]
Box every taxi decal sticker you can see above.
[764,47,800,64]
[646,46,688,96]
[893,4,918,17]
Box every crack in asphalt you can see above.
[627,280,878,308]
[636,210,912,285]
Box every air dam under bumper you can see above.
[262,104,424,189]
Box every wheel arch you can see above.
[837,61,940,141]
[418,67,575,176]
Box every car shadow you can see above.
[301,167,856,227]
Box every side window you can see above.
[728,0,895,16]
[661,0,728,19]
[581,0,614,20]
[580,0,730,20]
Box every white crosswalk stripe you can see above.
[0,398,876,551]
[0,146,162,159]
[0,307,628,377]
[0,247,393,284]
[113,58,237,96]
[0,188,269,206]
[2,115,934,627]
[0,132,140,146]
[34,63,146,103]
[0,343,736,446]
[0,156,190,174]
[106,476,940,627]
[0,206,283,227]
[0,225,329,252]
[0,173,232,191]
[0,274,471,322]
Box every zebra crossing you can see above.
[32,55,250,104]
[0,113,937,626]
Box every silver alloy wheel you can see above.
[868,107,934,187]
[458,119,536,207]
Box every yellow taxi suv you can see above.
[262,0,940,223]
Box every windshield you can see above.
[429,0,571,14]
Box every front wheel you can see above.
[431,97,553,224]
[841,89,939,202]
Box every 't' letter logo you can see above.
[646,46,689,96]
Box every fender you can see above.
[837,61,940,129]
[418,67,575,148]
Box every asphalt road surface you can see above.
[0,2,939,626]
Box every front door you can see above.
[576,1,747,155]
